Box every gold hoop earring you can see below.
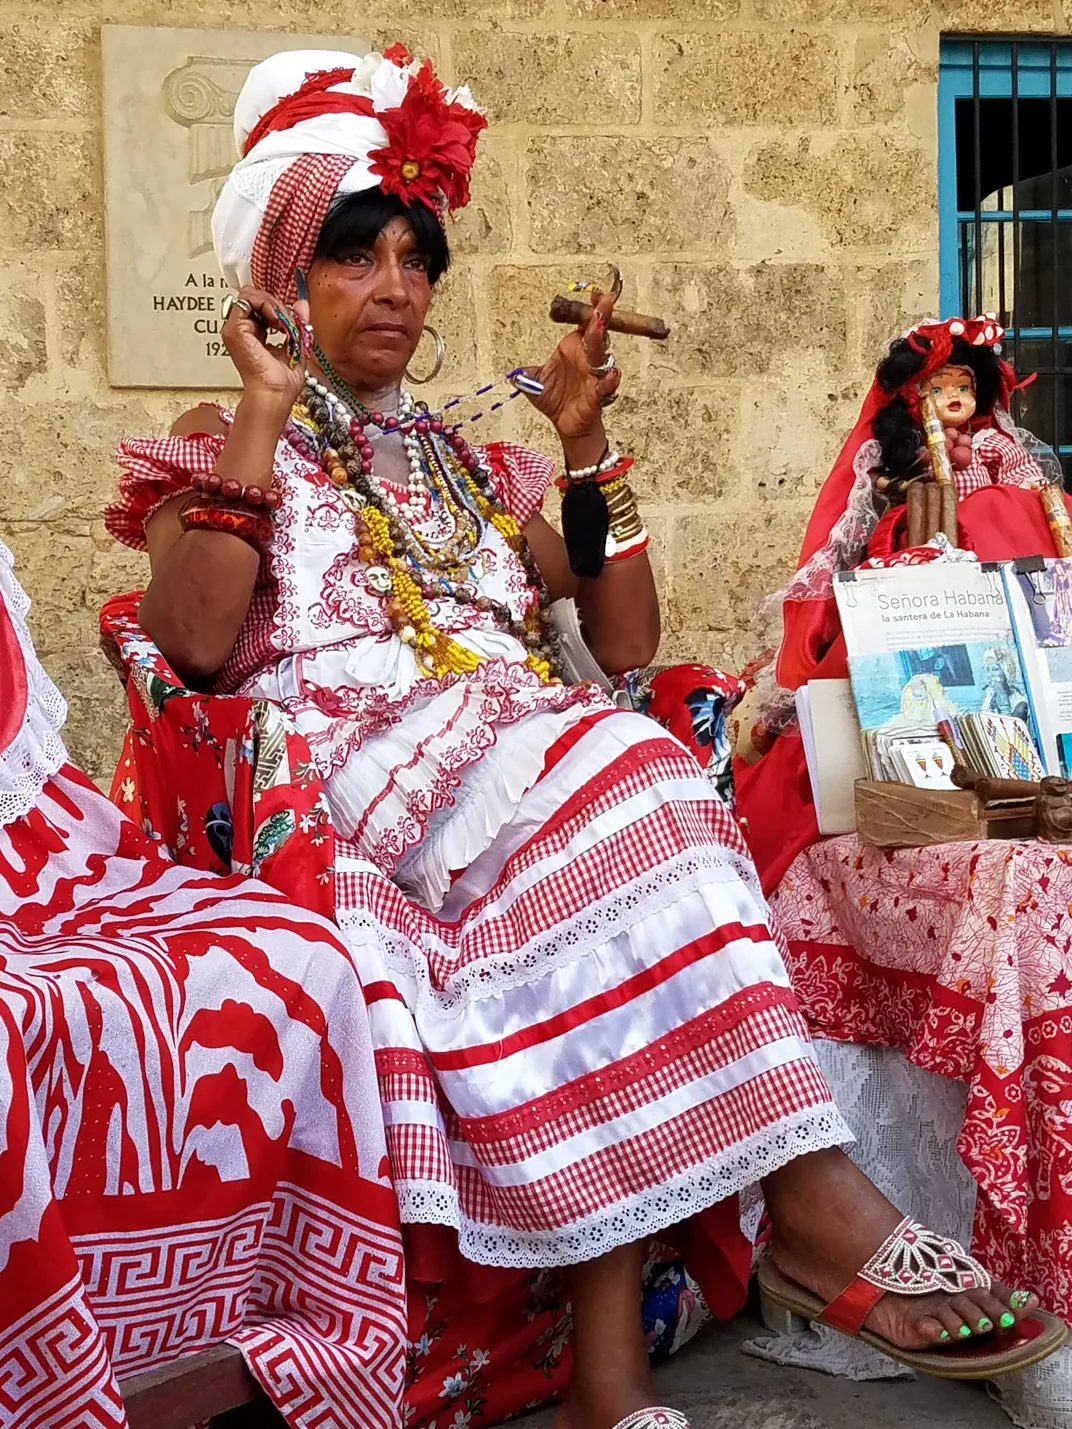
[405,326,445,385]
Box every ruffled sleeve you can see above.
[479,441,555,527]
[106,431,227,551]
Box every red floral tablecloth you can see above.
[771,835,1072,1322]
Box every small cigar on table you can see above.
[951,768,1041,800]
[550,296,670,341]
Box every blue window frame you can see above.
[938,38,1072,475]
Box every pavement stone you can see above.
[511,1312,1013,1429]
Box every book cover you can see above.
[833,563,1032,738]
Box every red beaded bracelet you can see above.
[192,471,282,511]
[180,499,274,553]
[553,457,635,494]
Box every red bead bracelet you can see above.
[192,471,282,511]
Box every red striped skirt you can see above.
[333,710,849,1269]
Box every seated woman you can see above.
[736,314,1071,893]
[104,54,1058,1428]
[0,538,409,1428]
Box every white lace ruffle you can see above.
[394,1103,852,1270]
[0,540,68,830]
[354,845,762,1013]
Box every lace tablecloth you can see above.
[771,834,1072,1322]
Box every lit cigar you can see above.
[550,296,670,341]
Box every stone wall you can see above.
[0,0,1067,781]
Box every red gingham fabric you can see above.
[338,716,842,1251]
[953,427,1043,499]
[482,441,555,527]
[251,154,357,305]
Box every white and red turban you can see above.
[212,45,486,304]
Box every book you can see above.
[1003,559,1072,778]
[833,562,1044,780]
[795,679,867,835]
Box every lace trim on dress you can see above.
[342,845,770,1011]
[0,540,68,830]
[392,1104,852,1269]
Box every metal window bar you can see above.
[939,38,1072,482]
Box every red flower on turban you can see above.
[368,59,488,213]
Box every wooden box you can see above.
[854,780,1037,849]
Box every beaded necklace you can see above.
[298,377,562,683]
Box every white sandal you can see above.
[612,1411,691,1429]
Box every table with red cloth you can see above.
[771,833,1072,1322]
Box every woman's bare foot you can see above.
[763,1148,1039,1348]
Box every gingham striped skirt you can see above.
[333,710,851,1268]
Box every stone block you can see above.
[56,256,108,379]
[753,0,930,19]
[486,263,646,382]
[850,33,935,126]
[0,14,96,120]
[653,32,839,129]
[664,505,807,639]
[453,30,640,127]
[0,400,160,525]
[938,0,1066,32]
[648,263,849,383]
[526,137,731,256]
[0,133,100,251]
[853,258,938,369]
[598,386,738,504]
[744,135,934,253]
[566,0,737,16]
[0,266,46,391]
[450,136,515,258]
[737,355,865,501]
[88,521,150,605]
[2,523,95,658]
[513,382,736,503]
[424,263,479,386]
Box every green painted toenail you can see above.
[1010,1290,1032,1309]
[978,1318,993,1332]
[959,1324,973,1338]
[940,1329,951,1340]
[1001,1313,1016,1329]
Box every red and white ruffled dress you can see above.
[107,417,850,1276]
[0,538,407,1429]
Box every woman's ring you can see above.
[589,352,615,378]
[222,294,254,321]
[600,392,620,408]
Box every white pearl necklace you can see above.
[305,377,428,521]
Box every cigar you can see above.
[550,296,670,341]
[940,482,958,546]
[924,481,941,543]
[906,480,926,548]
[975,776,1042,801]
[950,764,982,790]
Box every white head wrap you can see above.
[212,48,483,294]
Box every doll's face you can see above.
[924,366,977,426]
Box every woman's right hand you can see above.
[222,286,309,421]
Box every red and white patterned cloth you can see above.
[331,710,847,1267]
[771,833,1072,1322]
[0,544,407,1429]
[951,426,1043,500]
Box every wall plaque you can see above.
[102,25,368,388]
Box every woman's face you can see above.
[925,365,977,427]
[307,217,434,390]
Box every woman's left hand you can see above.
[522,284,622,442]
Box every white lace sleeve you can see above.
[0,539,68,829]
